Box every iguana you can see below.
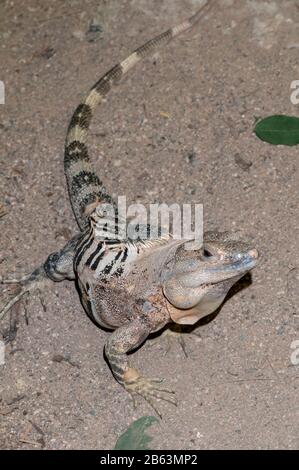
[0,1,258,414]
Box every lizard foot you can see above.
[124,368,177,418]
[0,268,47,322]
[154,324,202,358]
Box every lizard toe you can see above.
[125,375,177,417]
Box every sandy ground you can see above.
[0,0,298,450]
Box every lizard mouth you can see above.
[212,249,259,282]
[163,248,258,322]
[183,248,259,287]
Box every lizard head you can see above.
[161,231,258,325]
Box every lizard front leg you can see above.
[104,316,177,416]
[0,234,81,321]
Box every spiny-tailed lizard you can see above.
[0,0,258,415]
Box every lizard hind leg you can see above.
[0,233,80,322]
[0,266,50,322]
[104,318,177,418]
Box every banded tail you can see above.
[65,0,214,231]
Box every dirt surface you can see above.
[0,0,299,450]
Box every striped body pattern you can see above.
[62,2,216,405]
[2,2,261,414]
[74,230,136,280]
[64,2,215,332]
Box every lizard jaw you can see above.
[164,273,241,326]
[177,248,258,289]
[163,249,259,325]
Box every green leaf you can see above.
[254,115,299,146]
[114,416,158,450]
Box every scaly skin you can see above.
[0,1,259,415]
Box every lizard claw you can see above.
[0,275,31,284]
[0,282,28,322]
[0,269,47,322]
[125,374,177,418]
[153,324,202,358]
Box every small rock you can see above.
[234,153,252,171]
[72,30,85,41]
[185,147,198,165]
[40,47,55,60]
[86,18,103,42]
[88,19,103,33]
[52,354,64,363]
